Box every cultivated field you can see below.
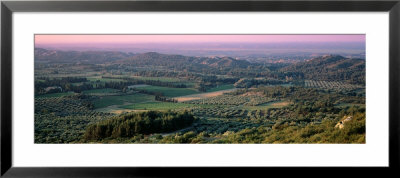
[131,85,199,97]
[304,80,363,90]
[184,92,273,106]
[93,93,154,109]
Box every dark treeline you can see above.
[134,88,163,97]
[36,77,87,87]
[83,110,195,140]
[134,70,241,84]
[134,70,199,80]
[155,95,178,103]
[102,76,187,88]
[103,81,135,90]
[193,76,240,92]
[191,76,240,92]
[200,76,239,84]
[35,77,91,94]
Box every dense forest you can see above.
[84,110,195,141]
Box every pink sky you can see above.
[35,35,365,45]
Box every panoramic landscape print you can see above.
[34,35,366,143]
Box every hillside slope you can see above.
[280,55,365,84]
[119,52,251,69]
[35,48,135,64]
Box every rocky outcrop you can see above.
[335,116,353,129]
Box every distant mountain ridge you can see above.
[35,48,252,68]
[34,49,365,84]
[280,55,365,84]
[34,48,136,64]
[119,52,251,68]
[285,55,365,70]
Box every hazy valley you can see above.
[34,47,366,144]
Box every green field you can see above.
[137,86,200,97]
[93,93,154,109]
[207,84,235,92]
[82,88,119,94]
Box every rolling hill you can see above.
[34,48,136,64]
[35,49,251,69]
[280,55,365,84]
[119,52,252,69]
[35,49,364,84]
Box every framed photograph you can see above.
[1,0,399,177]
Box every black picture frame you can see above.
[1,0,399,177]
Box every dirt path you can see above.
[173,88,237,102]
